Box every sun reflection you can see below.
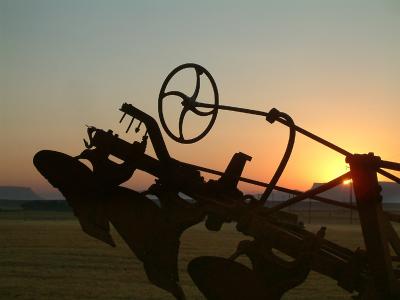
[343,179,352,185]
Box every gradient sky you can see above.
[1,0,399,198]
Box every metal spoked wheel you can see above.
[158,63,219,144]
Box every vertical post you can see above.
[346,153,399,299]
[349,180,353,224]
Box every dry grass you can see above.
[0,211,396,299]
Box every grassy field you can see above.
[0,211,395,300]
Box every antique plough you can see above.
[34,64,400,299]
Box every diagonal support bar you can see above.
[261,172,351,215]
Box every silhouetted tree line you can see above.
[21,200,71,211]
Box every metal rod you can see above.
[198,103,269,117]
[181,162,356,209]
[378,169,400,184]
[349,180,353,224]
[380,160,400,172]
[261,172,351,215]
[260,111,296,204]
[196,102,351,156]
[182,162,400,223]
[196,103,400,182]
[119,112,126,123]
[126,117,134,133]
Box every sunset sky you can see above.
[1,0,399,198]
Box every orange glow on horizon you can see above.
[343,179,352,185]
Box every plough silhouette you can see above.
[34,63,400,299]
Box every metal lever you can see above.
[135,121,143,133]
[119,112,126,123]
[126,117,135,133]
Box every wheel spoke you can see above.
[190,101,216,116]
[178,108,189,140]
[163,90,189,101]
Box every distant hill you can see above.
[21,200,71,211]
[311,181,400,203]
[262,181,400,203]
[0,186,42,200]
[255,181,400,211]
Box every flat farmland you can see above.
[0,211,397,299]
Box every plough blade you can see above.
[33,150,114,246]
[188,256,269,300]
[104,187,188,299]
[33,150,203,299]
[104,187,205,299]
